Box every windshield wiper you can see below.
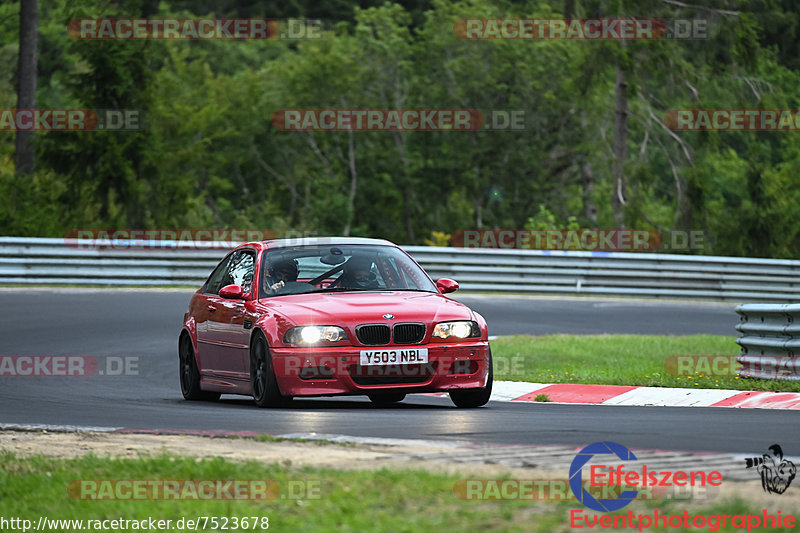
[319,287,377,292]
[387,288,437,293]
[313,287,435,294]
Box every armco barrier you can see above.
[0,237,799,301]
[735,304,800,380]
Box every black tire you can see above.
[368,393,406,406]
[251,332,290,408]
[179,333,220,401]
[449,349,493,408]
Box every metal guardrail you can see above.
[0,237,799,301]
[736,304,800,380]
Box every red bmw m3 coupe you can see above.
[179,237,492,407]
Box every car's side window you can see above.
[204,254,233,295]
[227,251,255,294]
[206,251,256,296]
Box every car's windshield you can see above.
[258,244,437,298]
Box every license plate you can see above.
[359,348,429,366]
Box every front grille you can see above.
[393,323,425,344]
[356,324,391,345]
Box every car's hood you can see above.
[258,290,473,327]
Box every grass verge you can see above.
[1,452,797,533]
[491,334,800,392]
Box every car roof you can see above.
[260,236,397,250]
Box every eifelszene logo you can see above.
[569,441,723,513]
[745,444,797,494]
[569,442,639,512]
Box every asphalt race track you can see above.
[1,289,796,454]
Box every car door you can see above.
[203,250,255,382]
[195,252,234,377]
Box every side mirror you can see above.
[436,278,459,294]
[219,284,245,299]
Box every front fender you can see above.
[181,316,198,355]
[253,315,286,348]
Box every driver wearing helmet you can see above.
[264,257,298,294]
[340,256,379,289]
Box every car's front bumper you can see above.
[269,341,490,397]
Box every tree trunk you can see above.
[15,0,38,176]
[391,131,415,242]
[611,66,628,228]
[342,130,357,236]
[674,174,692,229]
[581,161,598,224]
[403,186,415,242]
[564,0,574,19]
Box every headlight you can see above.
[284,326,348,345]
[432,321,480,339]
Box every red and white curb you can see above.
[484,381,800,409]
